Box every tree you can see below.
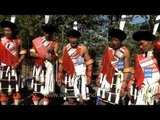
[0,15,152,78]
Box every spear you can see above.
[10,15,16,23]
[73,21,78,30]
[119,15,127,31]
[152,15,160,35]
[45,15,50,24]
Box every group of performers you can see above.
[0,20,160,105]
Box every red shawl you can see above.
[33,37,57,66]
[135,54,159,89]
[101,46,115,83]
[62,46,81,76]
[0,38,19,66]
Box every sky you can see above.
[132,15,147,24]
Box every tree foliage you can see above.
[0,15,159,63]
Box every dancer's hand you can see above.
[57,80,62,87]
[87,77,91,85]
[96,78,100,86]
[12,63,19,70]
[45,53,52,61]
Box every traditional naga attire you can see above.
[58,43,93,102]
[96,45,129,105]
[0,37,26,105]
[30,36,58,105]
[129,31,160,105]
[0,20,26,105]
[96,28,129,105]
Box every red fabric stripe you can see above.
[0,40,18,66]
[101,46,115,83]
[135,54,159,89]
[62,46,81,76]
[33,37,58,65]
[135,54,144,89]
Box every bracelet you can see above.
[122,80,127,82]
[17,61,21,65]
[57,72,64,80]
[85,59,93,65]
[18,57,24,64]
[121,87,126,90]
[129,79,135,82]
[86,70,92,78]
